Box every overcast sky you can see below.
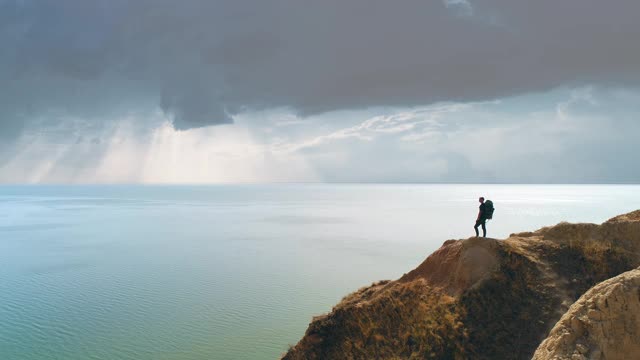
[1,0,639,183]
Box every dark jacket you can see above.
[478,203,488,220]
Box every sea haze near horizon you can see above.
[1,184,639,360]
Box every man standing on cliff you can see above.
[474,197,488,237]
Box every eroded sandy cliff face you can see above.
[532,268,640,360]
[282,210,640,360]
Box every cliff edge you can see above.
[282,210,640,360]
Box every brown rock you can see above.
[398,236,500,296]
[532,268,640,360]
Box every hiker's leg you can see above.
[482,221,486,237]
[474,221,480,237]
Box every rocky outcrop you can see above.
[398,237,500,297]
[532,268,640,360]
[282,211,640,360]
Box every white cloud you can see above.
[1,87,638,183]
[276,103,472,153]
[265,87,640,183]
[443,0,474,16]
[0,114,318,183]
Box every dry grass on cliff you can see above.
[284,237,640,360]
[283,280,467,360]
[284,212,640,360]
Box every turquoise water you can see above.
[1,184,639,360]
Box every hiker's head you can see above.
[479,197,485,203]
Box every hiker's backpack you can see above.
[484,200,495,219]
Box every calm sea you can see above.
[1,184,638,360]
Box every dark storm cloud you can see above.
[2,0,640,134]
